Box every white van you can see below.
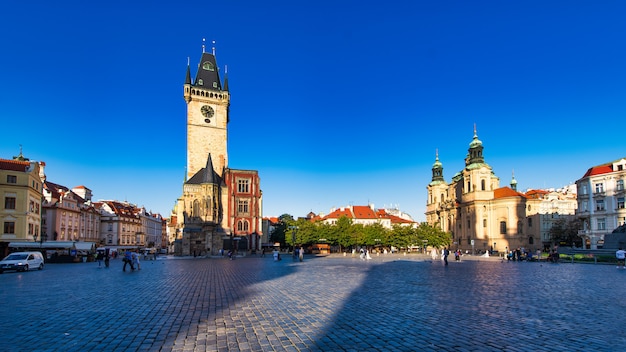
[0,251,45,273]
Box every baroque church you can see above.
[174,47,262,256]
[425,128,544,254]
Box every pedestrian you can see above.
[272,249,279,261]
[261,248,265,257]
[454,250,460,261]
[123,251,134,272]
[96,251,103,267]
[616,247,626,269]
[132,250,141,270]
[299,247,304,262]
[431,248,438,261]
[443,247,449,265]
[104,249,110,268]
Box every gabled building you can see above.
[321,204,415,229]
[576,157,626,249]
[0,152,43,256]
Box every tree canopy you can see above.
[269,214,451,250]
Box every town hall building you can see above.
[174,47,262,256]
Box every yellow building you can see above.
[0,152,43,256]
[425,129,543,254]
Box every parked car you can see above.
[0,252,45,273]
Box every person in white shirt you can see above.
[616,248,626,269]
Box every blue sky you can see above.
[1,1,625,221]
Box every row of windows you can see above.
[580,197,626,211]
[581,179,625,194]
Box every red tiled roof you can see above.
[322,207,354,220]
[0,159,30,172]
[525,189,549,199]
[582,164,613,178]
[352,205,377,219]
[494,187,527,199]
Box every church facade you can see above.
[175,49,262,256]
[425,128,544,254]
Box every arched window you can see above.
[481,179,486,191]
[192,200,200,217]
[528,237,534,244]
[202,61,215,71]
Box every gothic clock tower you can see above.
[183,49,230,180]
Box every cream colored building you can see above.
[0,153,43,256]
[426,129,544,253]
[576,157,626,249]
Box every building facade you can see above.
[0,154,43,256]
[576,157,626,249]
[425,129,545,253]
[175,48,262,256]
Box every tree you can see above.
[270,213,293,247]
[549,218,582,247]
[415,222,451,249]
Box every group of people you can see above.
[122,250,142,271]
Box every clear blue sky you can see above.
[2,1,625,221]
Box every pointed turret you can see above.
[510,170,517,191]
[202,154,217,184]
[466,124,485,166]
[223,65,229,91]
[194,52,222,90]
[430,149,445,185]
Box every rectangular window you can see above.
[595,183,604,193]
[483,219,487,227]
[618,197,625,209]
[596,199,605,211]
[618,180,625,191]
[528,218,533,227]
[4,197,16,210]
[582,184,588,195]
[7,175,17,183]
[500,221,506,234]
[597,218,606,231]
[3,221,15,234]
[581,200,588,212]
[237,179,250,193]
[237,200,249,213]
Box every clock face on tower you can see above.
[200,105,214,120]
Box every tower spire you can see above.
[212,40,216,56]
[202,38,206,53]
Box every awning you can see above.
[9,241,96,251]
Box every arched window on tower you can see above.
[481,179,486,191]
[192,200,200,218]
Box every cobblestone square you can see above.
[1,254,625,351]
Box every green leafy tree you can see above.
[270,213,293,247]
[415,222,452,249]
[362,223,388,247]
[549,218,582,247]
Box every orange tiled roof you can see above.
[352,205,377,219]
[582,164,613,178]
[0,159,30,172]
[494,187,527,199]
[322,207,354,220]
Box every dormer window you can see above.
[212,82,218,88]
[202,61,215,71]
[197,79,203,86]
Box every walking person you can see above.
[616,247,626,269]
[96,251,103,267]
[132,250,141,270]
[123,250,134,272]
[104,249,110,268]
[443,247,449,265]
[299,247,304,262]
